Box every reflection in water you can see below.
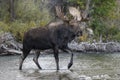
[0,52,120,80]
[19,69,75,80]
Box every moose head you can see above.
[54,0,92,38]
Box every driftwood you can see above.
[0,33,22,55]
[0,44,22,55]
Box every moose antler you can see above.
[55,6,69,21]
[55,0,91,22]
[68,0,91,22]
[68,7,82,21]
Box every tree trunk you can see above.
[9,0,15,21]
[99,34,103,43]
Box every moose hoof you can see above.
[19,68,22,70]
[19,66,22,70]
[38,67,42,70]
[57,67,59,71]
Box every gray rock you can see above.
[95,43,106,52]
[106,42,120,52]
[69,41,120,52]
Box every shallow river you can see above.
[0,52,120,80]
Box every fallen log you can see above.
[0,44,22,55]
[0,32,22,55]
[6,49,22,55]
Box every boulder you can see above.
[106,42,120,52]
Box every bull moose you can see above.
[19,5,89,70]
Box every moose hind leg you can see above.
[33,50,42,69]
[19,49,30,70]
[53,47,59,70]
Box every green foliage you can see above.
[9,21,28,41]
[0,20,45,42]
[91,0,116,17]
[0,0,52,41]
[9,20,51,41]
[0,21,10,33]
[0,0,10,22]
[113,32,120,42]
[90,0,118,41]
[68,0,119,42]
[0,0,120,42]
[68,0,85,8]
[91,2,113,26]
[15,0,52,23]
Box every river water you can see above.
[0,52,120,80]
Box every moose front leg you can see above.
[61,48,74,69]
[68,52,73,69]
[53,46,59,70]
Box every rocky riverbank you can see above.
[69,41,120,52]
[0,33,120,55]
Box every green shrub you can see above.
[0,21,9,33]
[15,0,52,23]
[113,32,120,42]
[0,0,53,42]
[9,21,36,41]
[9,20,50,42]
